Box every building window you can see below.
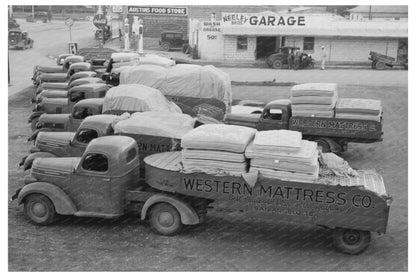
[303,37,315,51]
[237,36,248,50]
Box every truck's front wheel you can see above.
[332,228,371,255]
[149,203,183,236]
[24,193,57,225]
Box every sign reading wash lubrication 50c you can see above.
[127,6,187,16]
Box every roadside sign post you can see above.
[93,14,108,47]
[65,18,77,54]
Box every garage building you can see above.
[189,12,408,65]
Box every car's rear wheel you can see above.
[272,59,284,69]
[24,194,57,225]
[161,42,170,51]
[375,61,386,70]
[149,203,182,236]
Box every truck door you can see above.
[258,107,289,130]
[72,152,113,214]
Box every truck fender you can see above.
[141,194,199,225]
[314,137,344,153]
[17,182,77,215]
[22,152,57,171]
[28,112,44,123]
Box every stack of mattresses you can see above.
[181,124,257,176]
[335,98,382,122]
[290,83,338,118]
[245,130,319,183]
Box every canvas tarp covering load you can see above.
[246,130,319,183]
[119,64,232,109]
[335,98,382,122]
[181,124,257,176]
[114,111,196,139]
[102,84,182,114]
[290,83,338,118]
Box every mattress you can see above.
[182,159,248,176]
[290,93,338,105]
[181,124,257,153]
[245,140,318,164]
[291,103,336,111]
[253,130,302,153]
[250,156,318,174]
[335,112,381,122]
[231,105,263,114]
[249,166,319,183]
[292,110,335,118]
[335,98,382,115]
[291,83,338,97]
[182,149,247,163]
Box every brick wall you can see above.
[223,35,256,62]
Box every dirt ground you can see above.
[8,82,407,271]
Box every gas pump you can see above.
[138,20,143,54]
[124,18,129,51]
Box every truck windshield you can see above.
[82,153,108,172]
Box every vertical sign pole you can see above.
[69,26,72,42]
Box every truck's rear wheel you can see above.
[375,61,386,70]
[24,194,57,225]
[272,59,283,69]
[332,228,371,255]
[149,203,182,236]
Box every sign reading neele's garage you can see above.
[128,6,187,16]
[222,12,306,27]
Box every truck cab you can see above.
[16,136,141,224]
[225,99,291,130]
[32,98,105,137]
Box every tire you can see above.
[333,228,371,255]
[371,61,377,69]
[375,61,386,70]
[307,62,315,69]
[24,194,57,225]
[272,59,283,69]
[149,203,182,236]
[30,117,40,132]
[161,42,170,52]
[315,139,331,153]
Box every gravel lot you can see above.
[8,82,407,271]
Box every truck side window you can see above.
[70,92,85,103]
[73,107,93,119]
[82,153,108,172]
[76,129,98,144]
[263,108,283,121]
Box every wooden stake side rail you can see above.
[144,152,390,233]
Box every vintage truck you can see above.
[21,113,188,171]
[32,55,86,82]
[29,98,105,139]
[33,62,92,86]
[225,99,383,152]
[13,135,391,254]
[28,83,110,131]
[33,77,105,103]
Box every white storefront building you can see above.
[189,12,408,64]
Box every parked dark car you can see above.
[159,31,188,52]
[8,18,19,30]
[266,46,314,69]
[9,29,34,50]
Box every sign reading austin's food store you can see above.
[222,12,306,27]
[128,6,187,16]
